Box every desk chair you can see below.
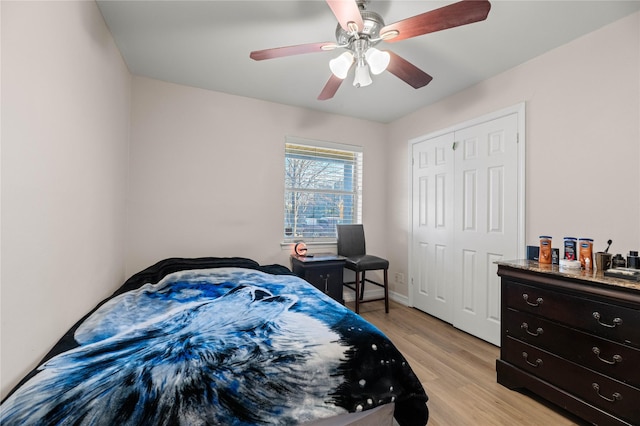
[336,224,389,314]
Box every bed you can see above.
[1,257,429,425]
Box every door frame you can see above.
[407,102,526,309]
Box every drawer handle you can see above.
[521,322,543,337]
[592,312,623,328]
[522,293,543,307]
[592,383,622,403]
[592,347,623,365]
[522,352,543,368]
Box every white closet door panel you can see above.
[411,132,455,323]
[452,112,519,346]
[461,249,477,313]
[462,169,477,231]
[434,244,449,303]
[488,166,504,233]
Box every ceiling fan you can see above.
[250,0,491,100]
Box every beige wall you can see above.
[1,1,131,397]
[1,0,638,403]
[386,12,640,297]
[126,77,388,276]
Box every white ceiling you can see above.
[97,0,640,123]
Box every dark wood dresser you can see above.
[496,260,640,425]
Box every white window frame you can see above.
[284,136,363,243]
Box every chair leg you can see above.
[360,271,366,300]
[354,271,361,314]
[384,269,389,313]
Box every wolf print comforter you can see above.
[1,257,428,426]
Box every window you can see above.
[284,137,363,241]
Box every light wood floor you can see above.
[352,300,588,426]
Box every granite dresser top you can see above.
[497,259,640,293]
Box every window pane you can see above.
[284,142,362,241]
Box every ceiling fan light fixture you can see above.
[329,51,354,79]
[251,0,491,100]
[365,47,390,75]
[353,64,372,88]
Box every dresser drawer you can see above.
[505,308,640,387]
[505,281,640,347]
[503,337,640,425]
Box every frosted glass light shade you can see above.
[329,52,354,79]
[353,64,372,88]
[365,48,390,75]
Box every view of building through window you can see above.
[284,140,362,241]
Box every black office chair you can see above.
[336,224,389,314]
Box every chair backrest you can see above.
[336,224,366,257]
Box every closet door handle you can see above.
[592,312,623,328]
[521,322,543,337]
[522,293,543,307]
[592,347,623,365]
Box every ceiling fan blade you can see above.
[250,42,336,61]
[386,51,433,89]
[318,75,344,100]
[326,0,364,32]
[381,0,491,43]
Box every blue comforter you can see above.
[1,257,428,425]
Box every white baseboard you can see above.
[342,287,409,307]
[390,291,409,306]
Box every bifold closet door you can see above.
[411,132,455,324]
[451,113,519,346]
[411,110,521,346]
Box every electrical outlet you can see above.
[395,272,405,284]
